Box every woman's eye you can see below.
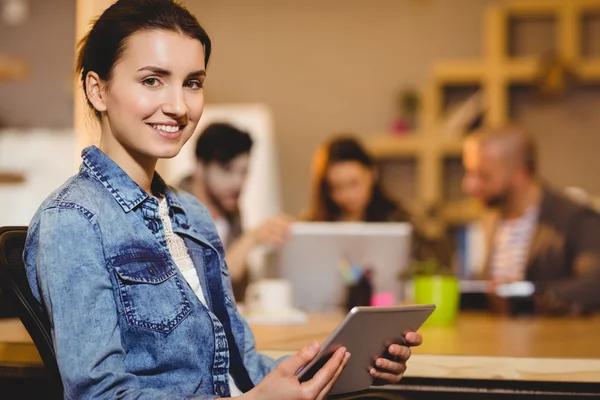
[142,77,161,87]
[185,80,203,89]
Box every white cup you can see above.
[246,279,293,313]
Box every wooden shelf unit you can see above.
[368,0,600,225]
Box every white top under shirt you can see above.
[213,217,230,247]
[490,206,539,283]
[158,198,243,396]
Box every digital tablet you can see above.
[296,304,435,395]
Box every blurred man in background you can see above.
[180,123,292,301]
[462,126,600,314]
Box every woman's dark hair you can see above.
[307,136,409,222]
[194,123,253,165]
[76,0,211,119]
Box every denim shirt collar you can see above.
[81,145,183,213]
[80,146,218,251]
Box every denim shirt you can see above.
[24,146,276,399]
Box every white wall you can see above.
[0,129,76,226]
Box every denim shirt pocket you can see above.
[112,249,192,334]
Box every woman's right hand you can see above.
[243,342,350,400]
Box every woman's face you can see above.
[92,29,206,162]
[326,161,375,217]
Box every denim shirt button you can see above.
[181,223,190,229]
[216,382,227,396]
[148,268,156,276]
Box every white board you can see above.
[160,103,282,232]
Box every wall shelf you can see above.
[368,0,600,228]
[367,134,464,159]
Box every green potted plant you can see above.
[391,88,420,134]
[402,258,459,326]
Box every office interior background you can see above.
[3,0,600,220]
[2,0,600,399]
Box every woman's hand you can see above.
[370,332,422,384]
[243,342,350,400]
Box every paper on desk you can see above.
[243,308,308,325]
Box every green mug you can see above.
[414,275,459,326]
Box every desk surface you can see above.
[251,312,600,358]
[2,312,600,382]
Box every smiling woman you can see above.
[76,4,209,189]
[21,1,421,399]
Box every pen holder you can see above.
[346,276,372,311]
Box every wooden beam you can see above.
[367,135,424,159]
[559,3,580,65]
[505,5,562,17]
[484,6,509,127]
[485,6,507,62]
[420,83,442,133]
[504,58,539,82]
[0,172,25,185]
[577,60,600,80]
[367,135,464,160]
[432,61,485,84]
[507,0,600,14]
[419,143,441,206]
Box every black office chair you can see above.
[0,226,63,399]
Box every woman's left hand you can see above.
[370,331,422,384]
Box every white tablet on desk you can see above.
[275,222,412,312]
[297,304,435,395]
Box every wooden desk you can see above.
[253,312,600,358]
[252,313,600,383]
[2,313,600,383]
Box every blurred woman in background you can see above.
[306,136,410,223]
[305,136,452,264]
